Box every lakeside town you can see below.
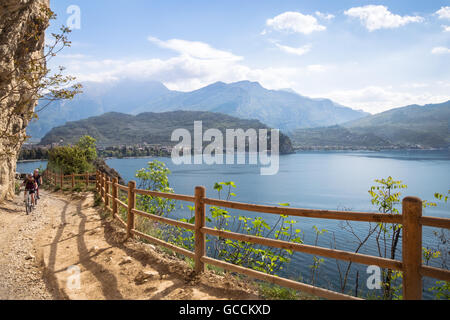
[19,142,173,161]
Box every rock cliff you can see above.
[0,0,49,202]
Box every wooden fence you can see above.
[45,169,450,300]
[43,169,96,189]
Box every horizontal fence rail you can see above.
[204,198,404,224]
[43,169,450,300]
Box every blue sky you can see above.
[47,0,450,113]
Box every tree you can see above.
[76,135,97,162]
[47,136,97,174]
[368,177,406,299]
[135,160,175,216]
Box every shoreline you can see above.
[293,147,449,152]
[17,159,48,163]
[17,148,449,163]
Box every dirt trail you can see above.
[0,189,259,300]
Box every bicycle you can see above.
[23,189,35,215]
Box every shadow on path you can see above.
[75,200,124,299]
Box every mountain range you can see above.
[30,78,449,150]
[28,79,368,140]
[291,100,450,149]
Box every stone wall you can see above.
[0,0,49,202]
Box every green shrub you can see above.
[15,181,21,195]
[72,183,85,193]
[47,135,97,175]
[94,192,102,207]
[258,283,300,300]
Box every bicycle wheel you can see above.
[25,200,30,215]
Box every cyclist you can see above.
[33,169,42,200]
[22,174,37,207]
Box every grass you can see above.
[207,263,226,276]
[93,192,103,207]
[14,181,21,195]
[72,183,86,193]
[257,282,300,300]
[257,281,319,300]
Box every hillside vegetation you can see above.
[39,111,295,154]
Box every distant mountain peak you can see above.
[279,88,300,95]
[207,81,226,87]
[231,80,264,89]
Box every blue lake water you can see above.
[17,150,450,298]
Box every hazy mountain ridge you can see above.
[135,80,369,131]
[28,79,173,139]
[28,79,368,139]
[39,111,295,154]
[291,101,450,149]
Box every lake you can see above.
[17,150,450,298]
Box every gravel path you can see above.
[0,191,56,299]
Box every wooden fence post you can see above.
[402,196,423,300]
[112,177,118,218]
[100,172,105,202]
[96,171,99,192]
[103,173,107,203]
[105,176,110,209]
[126,181,136,239]
[71,173,75,189]
[194,186,206,274]
[60,169,63,189]
[85,172,89,188]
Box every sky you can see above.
[46,0,450,114]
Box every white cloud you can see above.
[431,47,450,54]
[436,6,450,19]
[148,36,242,61]
[57,54,88,59]
[442,25,450,32]
[400,82,429,89]
[307,64,327,72]
[344,5,423,31]
[58,46,301,91]
[53,35,449,113]
[266,11,326,35]
[274,43,312,56]
[315,11,335,20]
[321,85,450,113]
